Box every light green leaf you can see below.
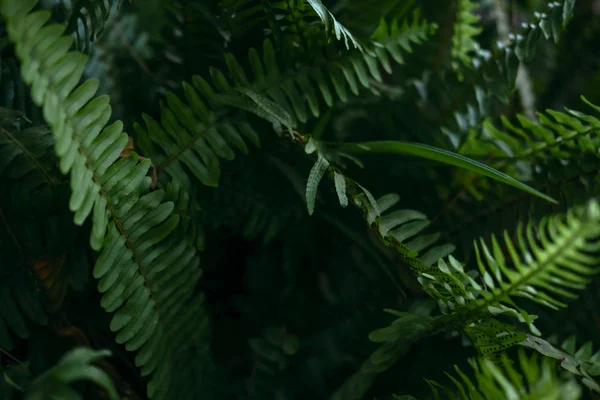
[338,141,556,204]
[333,171,348,207]
[306,154,330,215]
[236,88,295,136]
[306,0,361,50]
[357,183,380,218]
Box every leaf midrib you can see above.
[470,214,591,316]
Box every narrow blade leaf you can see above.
[338,141,556,204]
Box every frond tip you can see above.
[474,199,600,312]
[418,200,600,334]
[306,0,361,50]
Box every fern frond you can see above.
[556,335,600,377]
[355,191,454,263]
[483,96,600,165]
[438,96,600,254]
[522,334,600,392]
[25,347,119,399]
[64,0,124,52]
[451,0,482,78]
[369,11,435,74]
[473,199,600,311]
[2,4,119,249]
[421,348,582,400]
[306,0,361,50]
[407,0,576,148]
[351,201,600,382]
[1,189,90,350]
[464,318,527,358]
[136,13,436,190]
[2,2,212,399]
[421,200,600,333]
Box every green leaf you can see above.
[306,0,361,50]
[237,88,295,136]
[337,141,556,204]
[25,348,119,400]
[305,154,330,215]
[333,171,348,207]
[356,183,380,218]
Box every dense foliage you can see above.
[1,0,600,398]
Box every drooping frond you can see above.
[300,137,457,266]
[1,2,212,399]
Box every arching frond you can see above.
[421,200,600,333]
[135,13,436,190]
[1,2,212,399]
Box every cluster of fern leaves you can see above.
[1,0,600,399]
